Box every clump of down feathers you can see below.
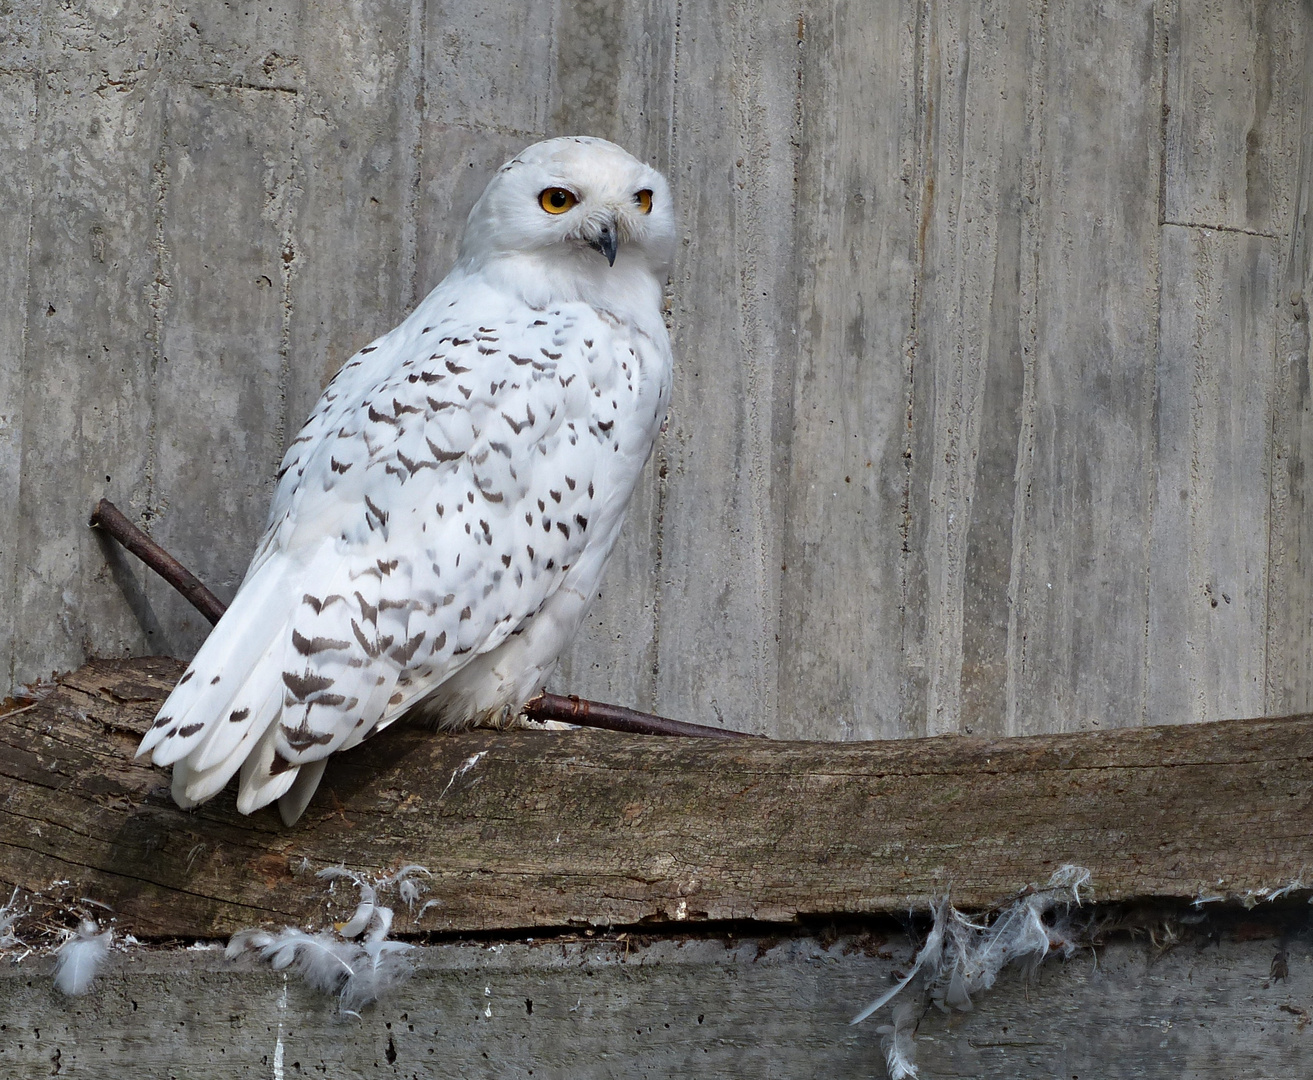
[0,888,25,951]
[53,919,113,996]
[1,887,120,996]
[877,1003,920,1080]
[853,865,1092,1079]
[226,864,430,1016]
[225,927,413,1017]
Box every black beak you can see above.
[588,223,618,267]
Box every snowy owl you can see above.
[138,137,676,824]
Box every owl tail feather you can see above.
[173,670,285,805]
[276,759,328,826]
[137,557,293,765]
[137,558,303,816]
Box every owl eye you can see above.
[635,189,653,214]
[539,188,578,214]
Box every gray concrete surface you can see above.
[0,0,1310,740]
[0,930,1308,1078]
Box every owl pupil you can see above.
[551,191,567,208]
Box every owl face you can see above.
[459,137,676,278]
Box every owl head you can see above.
[457,137,676,287]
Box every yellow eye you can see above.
[635,189,653,214]
[539,187,578,214]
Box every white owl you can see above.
[137,137,676,824]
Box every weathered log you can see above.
[1,657,1309,939]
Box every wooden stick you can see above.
[90,499,749,740]
[523,693,756,739]
[90,499,227,625]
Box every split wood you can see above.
[90,498,751,740]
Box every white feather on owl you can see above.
[137,137,676,824]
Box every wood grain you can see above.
[9,11,165,686]
[1164,0,1305,239]
[1005,0,1166,736]
[2,657,1309,939]
[1148,226,1277,724]
[0,73,36,691]
[780,0,919,741]
[1265,31,1313,717]
[147,84,298,658]
[654,0,798,732]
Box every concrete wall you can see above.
[1,0,1310,740]
[1,929,1308,1078]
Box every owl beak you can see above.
[587,220,618,267]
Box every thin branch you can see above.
[90,500,227,625]
[523,693,756,739]
[90,499,753,740]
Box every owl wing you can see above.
[138,292,618,818]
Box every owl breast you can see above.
[407,295,673,729]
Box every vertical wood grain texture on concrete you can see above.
[1149,226,1276,724]
[1,0,1310,744]
[10,5,166,686]
[146,85,298,657]
[0,74,36,690]
[1005,0,1165,735]
[914,0,1039,738]
[286,0,422,439]
[780,2,918,740]
[653,0,798,731]
[1163,0,1306,238]
[1266,27,1313,715]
